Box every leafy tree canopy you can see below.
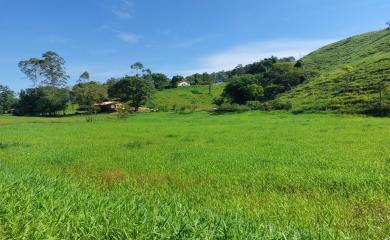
[14,87,70,116]
[18,51,69,87]
[108,76,154,111]
[150,73,170,90]
[222,74,264,104]
[72,81,108,110]
[0,85,17,114]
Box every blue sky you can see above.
[0,0,389,91]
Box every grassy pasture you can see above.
[0,112,389,239]
[147,84,224,110]
[281,29,390,113]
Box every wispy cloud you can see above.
[112,0,134,19]
[177,39,337,75]
[102,25,141,44]
[117,32,141,43]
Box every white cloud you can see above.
[178,39,337,75]
[101,25,141,44]
[117,32,141,43]
[112,0,133,19]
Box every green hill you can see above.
[280,29,390,114]
[147,84,225,110]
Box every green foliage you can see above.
[18,51,69,87]
[149,73,170,90]
[0,112,388,239]
[71,81,108,110]
[14,87,70,116]
[130,62,145,76]
[222,74,264,104]
[0,85,16,114]
[170,75,185,88]
[108,76,154,111]
[78,71,90,83]
[215,59,306,111]
[246,100,292,111]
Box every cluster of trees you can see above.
[14,51,70,115]
[3,44,387,116]
[214,57,308,107]
[0,51,176,116]
[0,85,16,114]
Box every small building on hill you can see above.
[94,101,123,112]
[177,81,191,87]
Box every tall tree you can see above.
[18,51,69,87]
[108,76,154,112]
[131,62,144,76]
[18,58,42,87]
[78,71,90,83]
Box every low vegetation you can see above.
[0,112,388,238]
[280,29,390,115]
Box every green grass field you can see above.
[147,84,225,110]
[0,112,389,239]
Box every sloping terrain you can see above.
[147,84,224,110]
[280,29,390,114]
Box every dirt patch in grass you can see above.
[101,169,129,187]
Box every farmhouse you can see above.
[177,81,191,87]
[94,101,123,112]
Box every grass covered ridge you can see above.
[280,29,390,113]
[0,112,389,238]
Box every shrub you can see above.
[173,105,197,113]
[191,90,203,95]
[246,100,292,111]
[215,103,251,112]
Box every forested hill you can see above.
[279,29,390,114]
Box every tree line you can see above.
[0,52,192,116]
[1,46,388,116]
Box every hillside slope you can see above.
[280,29,390,114]
[147,84,224,110]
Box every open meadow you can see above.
[0,111,389,239]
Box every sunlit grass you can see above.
[0,111,389,238]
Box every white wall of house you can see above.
[177,81,190,87]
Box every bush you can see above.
[191,90,203,95]
[246,100,292,111]
[172,104,198,113]
[117,106,131,119]
[157,105,169,112]
[215,103,251,112]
